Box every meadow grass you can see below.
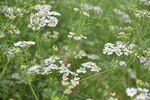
[0,0,150,100]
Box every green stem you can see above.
[0,58,9,79]
[29,83,39,100]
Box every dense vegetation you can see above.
[0,0,150,100]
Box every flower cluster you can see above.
[43,31,59,39]
[126,87,150,100]
[72,50,99,60]
[135,9,150,18]
[13,41,36,47]
[81,62,101,72]
[4,47,21,56]
[1,6,22,19]
[140,0,150,6]
[113,9,131,23]
[8,24,20,35]
[28,4,61,30]
[21,55,100,94]
[137,55,150,70]
[68,32,87,41]
[118,61,126,66]
[82,3,102,13]
[103,41,135,56]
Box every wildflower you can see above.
[103,43,115,55]
[125,87,150,100]
[74,50,87,59]
[11,73,20,79]
[82,3,102,13]
[113,8,131,23]
[103,41,134,56]
[0,33,5,38]
[8,24,20,35]
[135,9,150,18]
[128,68,137,79]
[126,88,137,97]
[64,88,72,94]
[68,32,87,41]
[61,80,70,86]
[13,41,36,47]
[28,65,41,74]
[86,99,93,100]
[81,62,101,72]
[87,54,100,60]
[20,65,28,69]
[70,77,80,86]
[118,61,126,66]
[134,93,150,100]
[44,56,60,65]
[76,67,87,73]
[140,0,150,6]
[82,11,90,17]
[28,4,60,30]
[1,6,22,19]
[74,8,80,12]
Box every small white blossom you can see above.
[82,3,102,13]
[28,4,60,30]
[103,41,134,56]
[126,88,137,97]
[82,62,101,72]
[113,8,131,23]
[76,67,87,73]
[2,6,22,19]
[28,65,41,74]
[13,41,36,47]
[68,32,87,41]
[118,61,126,66]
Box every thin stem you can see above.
[0,58,9,79]
[29,83,39,100]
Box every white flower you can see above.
[28,4,60,30]
[113,8,131,23]
[61,80,70,86]
[82,11,90,17]
[70,77,80,86]
[28,65,41,74]
[126,88,137,97]
[103,41,134,56]
[74,8,80,12]
[11,73,20,79]
[118,61,126,66]
[137,88,149,93]
[33,4,52,12]
[140,0,150,6]
[68,32,87,41]
[8,24,20,35]
[76,67,87,73]
[2,6,22,19]
[135,9,150,18]
[87,54,99,60]
[86,99,93,100]
[74,50,87,59]
[103,43,115,55]
[128,68,137,79]
[20,65,28,69]
[82,62,101,72]
[13,41,36,47]
[44,56,60,65]
[134,93,150,100]
[82,3,102,14]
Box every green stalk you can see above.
[29,83,39,100]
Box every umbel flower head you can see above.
[13,41,36,47]
[28,4,61,30]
